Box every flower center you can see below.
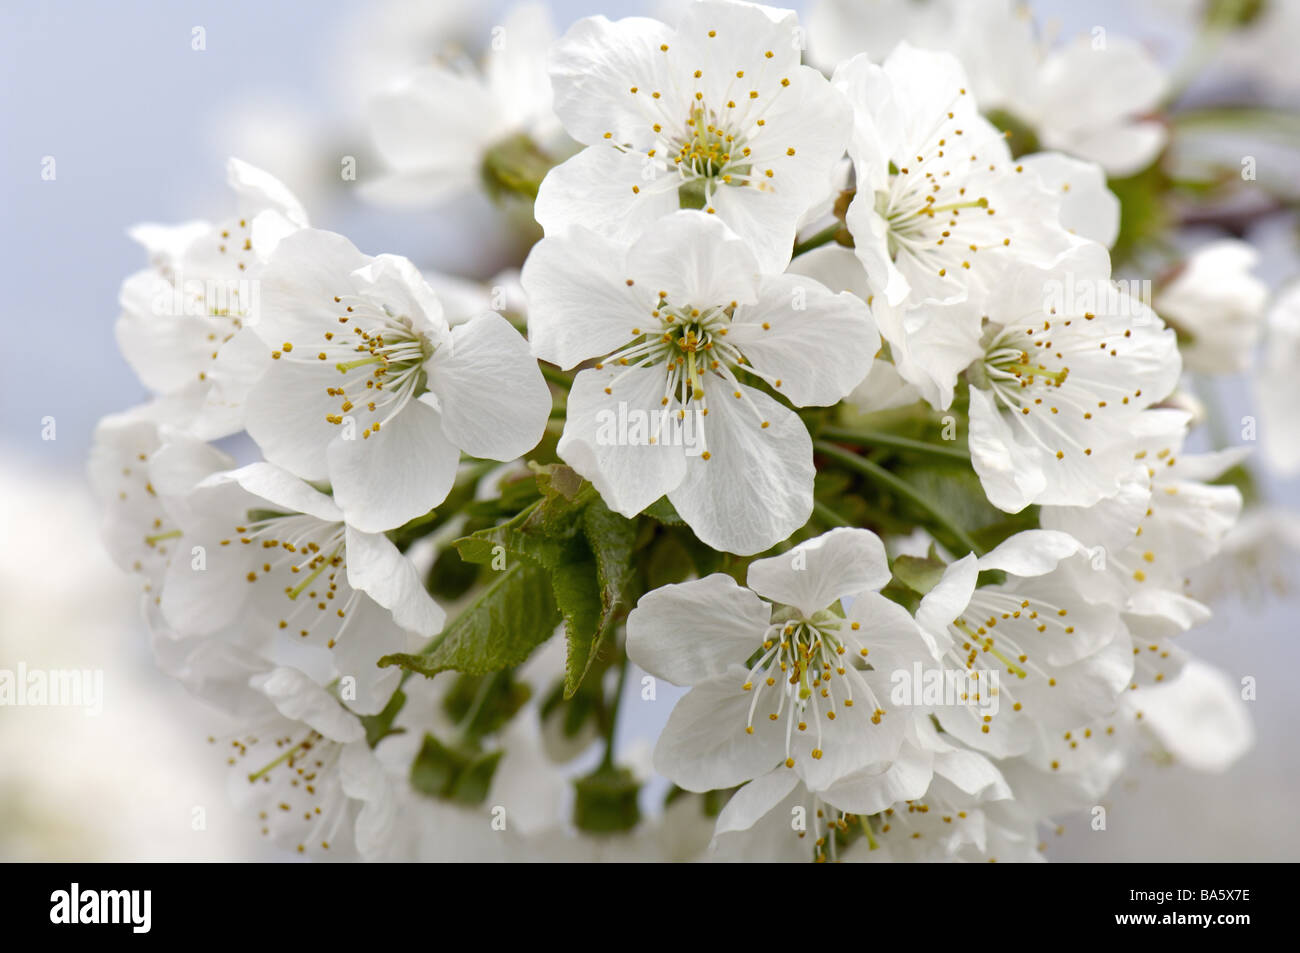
[215,726,346,853]
[226,511,358,648]
[978,321,1126,462]
[271,295,434,441]
[595,294,775,459]
[872,87,1011,279]
[943,589,1078,731]
[741,607,885,767]
[618,45,797,213]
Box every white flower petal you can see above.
[626,210,760,311]
[727,274,878,407]
[558,365,688,519]
[714,768,800,836]
[653,670,785,792]
[534,145,682,252]
[521,222,648,369]
[669,384,813,556]
[746,527,890,616]
[345,526,445,637]
[328,396,459,532]
[1017,152,1119,248]
[915,554,978,640]
[626,574,772,687]
[977,529,1084,577]
[427,311,550,460]
[252,667,366,743]
[548,14,675,148]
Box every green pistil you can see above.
[914,197,989,218]
[247,740,307,783]
[336,356,384,374]
[861,815,879,851]
[288,555,333,600]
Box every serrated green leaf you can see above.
[380,561,559,678]
[561,503,638,698]
[643,496,685,525]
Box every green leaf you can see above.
[561,503,637,698]
[644,532,695,589]
[643,496,685,525]
[891,553,949,596]
[358,688,407,749]
[454,464,595,570]
[551,553,603,691]
[379,561,559,678]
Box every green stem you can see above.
[819,426,970,463]
[458,670,508,745]
[540,364,572,390]
[814,440,984,556]
[812,499,850,528]
[600,653,630,772]
[792,222,844,258]
[1171,106,1300,140]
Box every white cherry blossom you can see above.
[115,158,307,439]
[88,405,233,589]
[1156,239,1269,375]
[811,2,1169,176]
[216,666,398,860]
[366,1,569,207]
[536,0,853,272]
[245,227,551,532]
[627,529,937,795]
[1041,409,1245,642]
[833,44,1081,312]
[522,209,877,554]
[967,246,1182,512]
[160,463,444,715]
[914,530,1135,759]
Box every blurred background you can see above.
[1,0,1297,861]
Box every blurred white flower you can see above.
[115,159,308,439]
[1255,280,1300,476]
[365,1,567,208]
[1156,239,1269,374]
[967,247,1181,512]
[159,463,443,715]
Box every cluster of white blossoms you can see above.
[91,0,1288,862]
